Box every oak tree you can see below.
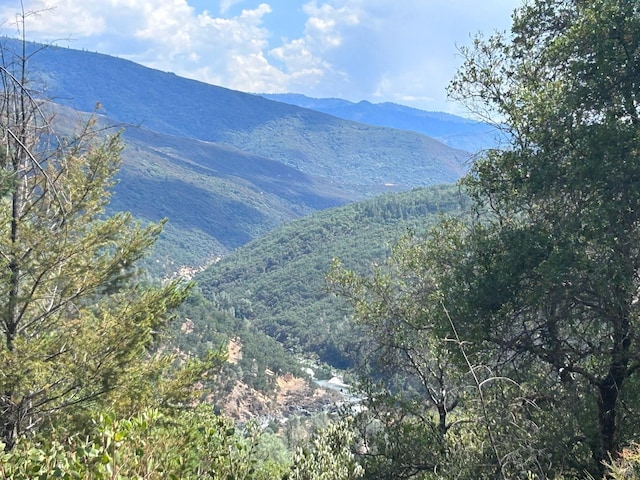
[334,1,640,476]
[448,0,640,472]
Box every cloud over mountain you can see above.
[0,0,518,112]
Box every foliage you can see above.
[22,1,640,477]
[328,2,640,474]
[606,443,640,480]
[0,12,364,480]
[0,406,290,479]
[330,228,589,479]
[446,0,640,473]
[0,18,217,450]
[170,288,298,395]
[284,419,364,480]
[328,231,465,435]
[193,185,467,372]
[328,0,640,478]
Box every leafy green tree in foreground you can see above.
[0,406,290,479]
[445,0,640,474]
[285,419,364,480]
[332,0,640,477]
[330,230,555,479]
[0,29,201,448]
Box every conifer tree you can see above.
[0,16,193,448]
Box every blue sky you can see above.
[0,0,520,113]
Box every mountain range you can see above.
[260,93,500,153]
[4,37,495,272]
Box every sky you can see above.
[0,0,521,113]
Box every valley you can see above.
[2,1,638,476]
[7,37,495,276]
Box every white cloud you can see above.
[0,1,292,93]
[270,39,329,80]
[263,1,363,97]
[0,0,107,38]
[0,0,520,112]
[265,0,520,109]
[219,0,244,15]
[302,1,360,49]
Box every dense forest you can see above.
[190,185,467,368]
[2,1,640,479]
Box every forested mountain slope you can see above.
[20,38,470,192]
[3,37,477,272]
[115,121,355,271]
[188,184,468,370]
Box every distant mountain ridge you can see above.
[20,39,470,189]
[260,93,500,153]
[1,37,478,272]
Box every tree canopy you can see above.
[0,22,210,449]
[448,0,640,468]
[332,0,640,477]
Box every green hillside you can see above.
[3,37,477,273]
[189,184,468,369]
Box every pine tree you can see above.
[0,17,193,448]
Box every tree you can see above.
[330,229,558,479]
[0,16,196,448]
[446,0,640,473]
[285,419,364,480]
[332,0,640,476]
[329,233,464,439]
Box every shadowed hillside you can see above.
[6,37,474,272]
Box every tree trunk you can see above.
[0,397,20,450]
[596,332,630,471]
[598,372,622,461]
